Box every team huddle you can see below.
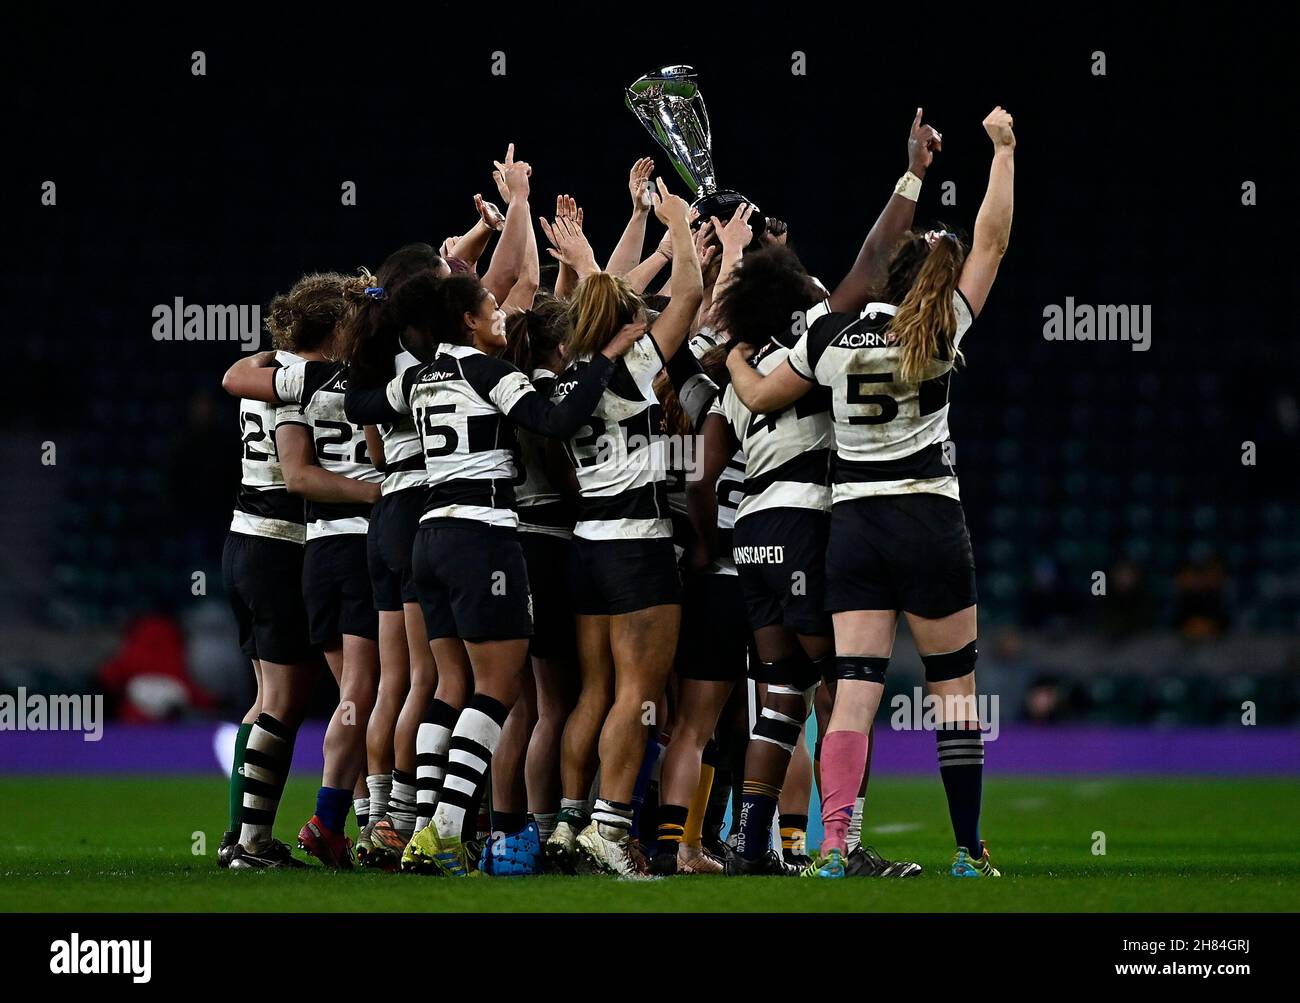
[216,105,1017,881]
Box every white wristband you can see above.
[894,171,923,202]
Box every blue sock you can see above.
[629,733,663,839]
[315,786,352,834]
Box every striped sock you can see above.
[736,779,781,861]
[847,796,866,854]
[238,713,295,849]
[534,811,559,842]
[354,796,369,830]
[414,699,458,835]
[366,773,392,824]
[227,722,252,832]
[388,770,417,833]
[656,803,689,856]
[780,813,808,857]
[936,723,984,852]
[432,695,508,840]
[592,798,634,841]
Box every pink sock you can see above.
[820,730,869,855]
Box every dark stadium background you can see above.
[1,6,1295,767]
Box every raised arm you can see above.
[958,107,1016,318]
[481,143,532,304]
[725,344,811,414]
[446,194,503,269]
[828,108,942,313]
[276,423,380,505]
[540,201,598,298]
[645,178,704,363]
[711,204,755,300]
[606,157,655,275]
[502,200,540,312]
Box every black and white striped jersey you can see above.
[273,361,382,540]
[360,343,616,530]
[553,335,669,542]
[514,369,574,539]
[230,350,306,543]
[376,348,427,496]
[709,398,747,577]
[786,292,975,503]
[719,300,835,522]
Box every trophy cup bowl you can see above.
[625,65,766,239]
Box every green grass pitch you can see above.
[2,776,1296,912]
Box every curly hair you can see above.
[265,272,366,354]
[711,245,822,347]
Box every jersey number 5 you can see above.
[845,373,899,425]
[419,405,461,457]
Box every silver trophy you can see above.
[625,65,765,237]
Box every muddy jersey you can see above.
[787,292,974,503]
[273,361,382,540]
[230,349,306,543]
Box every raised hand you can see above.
[982,106,1015,149]
[628,157,655,211]
[555,193,584,230]
[474,193,505,231]
[650,177,690,228]
[494,142,532,202]
[539,212,597,274]
[711,202,755,254]
[908,107,943,175]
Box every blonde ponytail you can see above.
[888,237,966,383]
[566,272,643,358]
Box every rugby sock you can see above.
[682,747,717,846]
[704,768,731,845]
[847,797,866,854]
[354,796,369,830]
[558,797,589,829]
[414,699,458,835]
[628,732,663,839]
[936,723,984,852]
[736,780,780,861]
[592,798,634,841]
[238,713,296,849]
[227,722,252,832]
[655,803,689,857]
[819,730,869,856]
[387,770,418,833]
[493,810,527,836]
[366,773,392,824]
[780,813,808,858]
[432,694,508,840]
[315,786,352,835]
[535,811,559,842]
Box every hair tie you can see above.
[364,286,387,301]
